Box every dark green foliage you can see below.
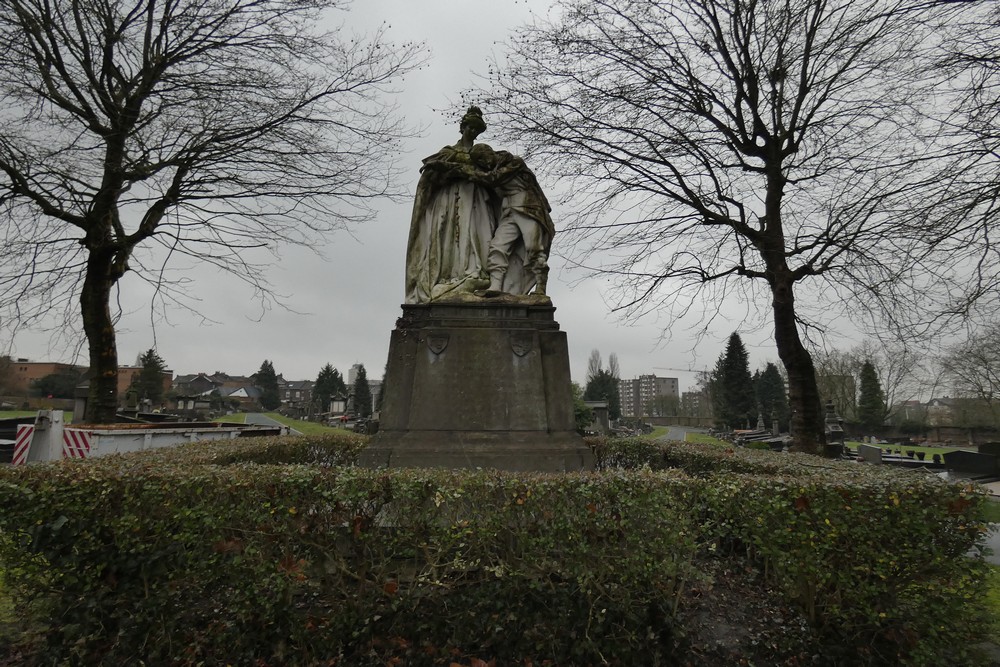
[0,434,988,666]
[584,349,621,420]
[571,381,593,433]
[352,364,372,417]
[755,362,789,431]
[0,355,12,395]
[253,360,281,411]
[858,360,887,429]
[0,440,698,665]
[32,368,83,398]
[711,333,756,429]
[589,436,990,665]
[584,369,620,420]
[313,363,346,415]
[134,348,167,405]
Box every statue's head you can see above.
[469,143,498,169]
[459,105,487,136]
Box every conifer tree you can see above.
[353,365,372,418]
[135,349,167,405]
[313,363,341,416]
[857,360,887,429]
[713,333,756,429]
[755,362,790,431]
[253,360,281,411]
[583,349,621,420]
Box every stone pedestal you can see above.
[360,297,593,472]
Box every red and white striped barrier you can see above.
[62,429,92,460]
[12,424,34,466]
[7,410,254,464]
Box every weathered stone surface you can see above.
[857,443,883,464]
[405,106,553,304]
[360,300,593,472]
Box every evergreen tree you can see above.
[353,364,372,418]
[253,360,281,411]
[755,362,789,431]
[571,382,594,433]
[313,363,340,415]
[857,360,887,429]
[583,349,621,420]
[134,348,167,405]
[584,369,621,421]
[713,333,756,429]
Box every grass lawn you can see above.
[214,412,347,435]
[262,412,345,436]
[0,410,74,423]
[982,501,1000,524]
[640,426,671,439]
[0,410,41,419]
[986,564,1000,644]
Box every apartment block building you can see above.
[618,374,679,418]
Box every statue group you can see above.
[405,106,555,303]
[363,105,592,472]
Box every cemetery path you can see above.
[246,412,302,436]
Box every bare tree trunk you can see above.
[771,272,825,454]
[81,249,119,423]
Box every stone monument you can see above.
[359,107,593,472]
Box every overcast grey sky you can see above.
[3,0,819,392]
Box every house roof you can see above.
[217,386,262,399]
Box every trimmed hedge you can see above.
[593,437,992,664]
[0,434,990,665]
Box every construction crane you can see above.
[653,366,709,382]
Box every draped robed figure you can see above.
[405,107,495,304]
[404,106,552,303]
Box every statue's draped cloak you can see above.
[489,151,555,295]
[404,143,556,303]
[405,144,494,303]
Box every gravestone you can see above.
[359,107,593,472]
[943,450,998,476]
[979,442,1000,457]
[858,443,883,465]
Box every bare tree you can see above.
[586,349,603,385]
[481,0,965,454]
[810,348,859,422]
[0,0,423,421]
[607,352,621,380]
[813,338,926,424]
[939,324,1000,420]
[851,338,924,420]
[0,355,11,399]
[930,2,1000,320]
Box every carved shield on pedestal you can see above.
[426,332,449,355]
[510,331,533,357]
